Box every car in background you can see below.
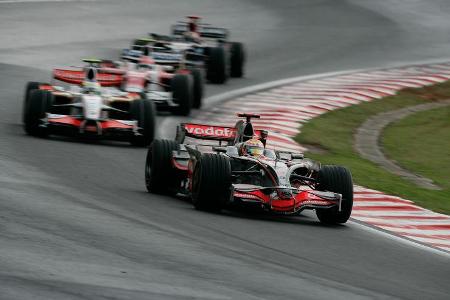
[23,62,155,146]
[126,16,246,84]
[98,57,199,115]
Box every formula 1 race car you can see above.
[126,16,245,84]
[108,54,201,114]
[23,65,155,146]
[145,113,353,224]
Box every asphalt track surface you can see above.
[1,0,450,299]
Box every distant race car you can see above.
[23,61,155,146]
[145,113,353,224]
[97,57,200,115]
[122,40,203,108]
[125,16,245,84]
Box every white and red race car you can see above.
[97,57,201,116]
[23,63,155,146]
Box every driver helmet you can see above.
[137,56,155,70]
[82,68,101,94]
[82,80,101,94]
[242,138,264,157]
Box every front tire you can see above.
[206,47,228,84]
[171,74,192,116]
[315,165,353,224]
[24,89,53,136]
[192,153,232,211]
[190,68,203,109]
[129,96,156,146]
[145,139,181,194]
[23,81,42,123]
[230,42,245,78]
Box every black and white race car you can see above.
[124,16,246,84]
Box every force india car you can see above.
[145,114,353,224]
[23,64,155,146]
[125,16,245,84]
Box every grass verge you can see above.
[295,81,450,214]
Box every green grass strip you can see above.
[296,81,450,214]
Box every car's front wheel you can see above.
[171,74,193,116]
[206,47,228,84]
[145,139,181,195]
[24,89,53,136]
[230,42,245,78]
[192,153,232,211]
[23,81,43,123]
[129,96,156,146]
[315,165,353,224]
[190,68,203,109]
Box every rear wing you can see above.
[176,123,236,144]
[53,69,123,87]
[175,122,265,145]
[171,23,229,40]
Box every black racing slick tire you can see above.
[230,42,245,78]
[190,68,203,109]
[145,139,181,194]
[129,96,156,146]
[23,81,42,123]
[206,47,228,84]
[24,89,53,136]
[192,153,232,211]
[171,74,192,116]
[315,165,353,224]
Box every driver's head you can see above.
[137,56,155,70]
[82,80,101,94]
[242,138,264,157]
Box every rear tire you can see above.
[315,165,353,224]
[192,153,232,211]
[24,89,53,136]
[230,42,245,78]
[206,47,228,84]
[130,96,156,146]
[23,81,42,123]
[171,74,192,116]
[190,68,203,109]
[145,139,181,194]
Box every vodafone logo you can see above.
[184,124,235,138]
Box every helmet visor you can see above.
[246,146,263,156]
